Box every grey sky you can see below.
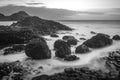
[0,0,120,20]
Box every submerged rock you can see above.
[90,31,96,34]
[80,38,86,40]
[64,55,79,61]
[50,33,59,37]
[25,38,51,60]
[75,45,90,54]
[62,35,75,40]
[83,33,113,48]
[112,35,120,40]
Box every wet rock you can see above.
[62,35,75,40]
[12,44,25,52]
[83,33,113,48]
[112,35,120,40]
[25,38,51,60]
[55,46,71,58]
[50,33,59,37]
[64,55,79,61]
[54,39,70,50]
[75,45,90,53]
[67,38,78,45]
[3,48,15,55]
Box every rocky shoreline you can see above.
[0,11,120,80]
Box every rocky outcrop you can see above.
[83,33,113,48]
[75,45,90,54]
[0,27,39,49]
[62,36,75,40]
[0,11,30,21]
[25,38,51,60]
[11,16,72,35]
[112,35,120,40]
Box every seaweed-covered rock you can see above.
[83,33,112,48]
[64,55,79,61]
[62,35,75,40]
[75,45,90,54]
[67,38,78,45]
[112,35,120,40]
[54,39,70,50]
[25,38,51,59]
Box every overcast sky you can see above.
[0,0,120,20]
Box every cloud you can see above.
[25,2,44,5]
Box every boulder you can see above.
[54,39,70,50]
[67,38,78,45]
[64,55,79,61]
[75,45,90,53]
[25,38,51,59]
[112,35,120,40]
[55,46,71,58]
[62,35,75,40]
[50,33,59,37]
[83,33,113,48]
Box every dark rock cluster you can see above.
[83,33,113,48]
[25,38,51,60]
[3,44,25,55]
[0,61,28,80]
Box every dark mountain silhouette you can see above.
[0,11,30,21]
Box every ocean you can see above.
[59,20,120,36]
